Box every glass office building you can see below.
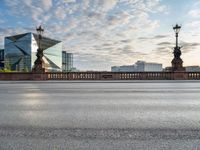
[62,51,73,72]
[0,49,4,69]
[4,33,62,72]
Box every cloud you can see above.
[186,21,200,30]
[186,1,200,32]
[100,0,117,12]
[138,34,169,40]
[180,42,200,53]
[120,39,132,43]
[1,0,168,70]
[157,42,172,46]
[155,47,172,55]
[42,0,52,11]
[153,35,169,39]
[188,1,200,18]
[188,10,200,18]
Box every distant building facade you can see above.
[185,66,200,72]
[62,51,73,72]
[4,32,62,72]
[0,49,4,69]
[111,65,136,72]
[136,61,163,72]
[164,66,200,72]
[111,61,163,72]
[163,66,172,72]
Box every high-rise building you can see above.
[4,32,62,72]
[111,61,163,72]
[0,49,4,69]
[62,51,73,72]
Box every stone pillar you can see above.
[32,73,47,80]
[171,58,185,72]
[173,72,188,80]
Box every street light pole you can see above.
[176,32,178,48]
[173,24,181,48]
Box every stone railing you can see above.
[46,72,197,80]
[46,72,175,80]
[0,72,200,80]
[188,72,200,80]
[0,72,33,80]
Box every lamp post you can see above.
[171,24,185,72]
[36,25,44,52]
[32,25,45,73]
[173,24,181,48]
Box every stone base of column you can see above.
[32,73,47,80]
[171,58,185,72]
[32,67,46,74]
[173,72,188,80]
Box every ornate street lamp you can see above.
[32,25,45,73]
[173,24,181,48]
[171,24,185,72]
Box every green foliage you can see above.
[0,63,12,72]
[23,66,30,72]
[4,63,11,71]
[0,68,12,72]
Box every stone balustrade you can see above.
[1,72,200,80]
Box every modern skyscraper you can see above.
[62,51,73,72]
[0,49,4,69]
[4,33,62,72]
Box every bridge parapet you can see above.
[46,72,181,80]
[188,72,200,80]
[1,72,200,80]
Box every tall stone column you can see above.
[171,24,185,72]
[32,26,45,73]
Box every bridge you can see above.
[0,71,200,80]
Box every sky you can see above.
[0,0,200,71]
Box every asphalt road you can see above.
[1,81,200,150]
